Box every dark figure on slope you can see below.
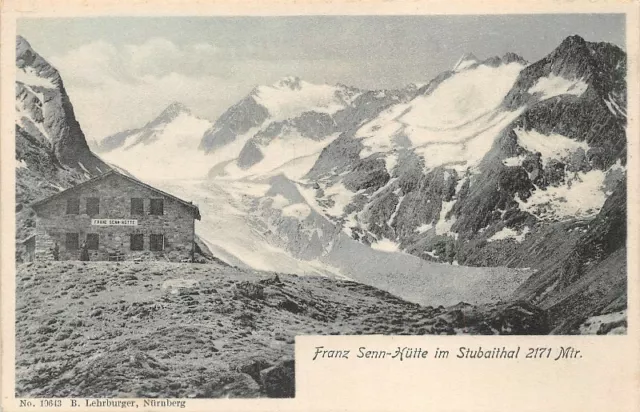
[80,242,90,261]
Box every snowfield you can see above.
[102,112,213,180]
[516,169,607,221]
[148,177,531,307]
[514,128,589,166]
[253,77,359,122]
[370,238,403,253]
[16,66,56,88]
[401,62,523,129]
[357,61,526,173]
[578,310,627,335]
[488,226,530,243]
[528,73,588,101]
[281,203,312,220]
[221,132,341,180]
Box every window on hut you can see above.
[150,199,164,216]
[131,198,144,216]
[66,198,80,215]
[65,233,79,250]
[86,198,100,216]
[150,234,165,251]
[130,234,144,251]
[86,233,99,250]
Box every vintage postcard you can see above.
[1,0,639,411]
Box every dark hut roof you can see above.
[31,170,201,220]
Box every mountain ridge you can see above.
[97,102,213,179]
[95,101,205,154]
[195,34,626,332]
[16,35,108,175]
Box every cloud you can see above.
[51,38,220,84]
[49,38,230,139]
[61,72,239,141]
[47,37,359,140]
[50,41,135,86]
[123,38,220,77]
[125,38,181,77]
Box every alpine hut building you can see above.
[30,170,201,262]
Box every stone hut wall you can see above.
[34,173,196,262]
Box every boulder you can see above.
[486,301,549,335]
[234,281,265,300]
[259,358,295,398]
[236,358,273,383]
[199,373,262,398]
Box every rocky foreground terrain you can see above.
[17,261,553,398]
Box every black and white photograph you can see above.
[9,10,630,400]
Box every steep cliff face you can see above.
[449,37,626,274]
[16,36,108,175]
[199,93,271,153]
[513,177,627,333]
[15,36,110,253]
[503,35,626,169]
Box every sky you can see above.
[18,14,625,141]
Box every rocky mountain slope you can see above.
[15,36,110,253]
[15,260,550,398]
[514,177,627,333]
[16,36,108,175]
[102,76,422,181]
[302,36,626,265]
[96,103,213,179]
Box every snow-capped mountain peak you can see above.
[273,76,303,90]
[15,35,108,176]
[16,35,62,89]
[503,34,626,111]
[97,102,206,153]
[140,101,195,132]
[251,79,358,122]
[154,101,192,122]
[98,103,213,179]
[453,52,479,71]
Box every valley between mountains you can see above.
[15,29,627,380]
[99,35,628,335]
